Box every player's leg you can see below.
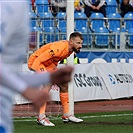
[58,83,83,123]
[37,85,55,126]
[28,58,55,126]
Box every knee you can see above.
[100,6,106,12]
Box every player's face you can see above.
[71,37,83,53]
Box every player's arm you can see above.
[19,72,51,87]
[0,63,50,109]
[0,62,28,93]
[19,65,73,86]
[31,49,54,71]
[31,44,63,71]
[0,61,73,90]
[0,62,51,109]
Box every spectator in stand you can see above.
[120,0,133,17]
[74,0,84,12]
[83,0,107,18]
[48,0,67,17]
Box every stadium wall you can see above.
[14,51,133,104]
[77,51,133,63]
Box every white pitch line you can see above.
[80,113,133,119]
[14,113,133,122]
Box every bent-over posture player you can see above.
[28,32,84,126]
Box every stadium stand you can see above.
[126,28,133,48]
[107,13,122,31]
[106,0,117,15]
[43,27,58,43]
[74,12,88,31]
[76,27,90,48]
[111,27,120,48]
[58,27,67,40]
[90,13,106,31]
[42,19,54,29]
[111,27,127,49]
[39,12,54,28]
[30,26,42,32]
[57,12,66,19]
[28,0,133,50]
[58,20,66,29]
[56,12,67,38]
[29,12,38,27]
[29,26,42,50]
[35,0,49,14]
[39,12,53,19]
[29,2,34,12]
[124,12,133,30]
[93,27,109,48]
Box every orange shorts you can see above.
[28,57,57,73]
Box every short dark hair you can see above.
[69,32,83,40]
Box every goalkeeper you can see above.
[28,32,84,126]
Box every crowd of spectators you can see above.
[46,0,133,18]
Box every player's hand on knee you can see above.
[50,66,73,84]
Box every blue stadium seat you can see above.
[29,12,38,27]
[90,13,105,30]
[30,26,42,32]
[52,12,67,32]
[94,27,109,47]
[29,26,42,50]
[39,12,53,19]
[29,3,33,12]
[106,0,117,15]
[35,0,49,14]
[57,12,66,20]
[44,27,54,32]
[74,12,87,31]
[44,27,58,43]
[111,27,120,47]
[124,12,133,30]
[108,13,121,31]
[39,12,54,29]
[42,20,54,29]
[78,27,87,47]
[58,20,66,28]
[76,27,91,48]
[74,12,87,19]
[58,27,67,40]
[30,19,36,27]
[127,28,133,47]
[111,27,126,48]
[29,12,37,19]
[59,27,66,33]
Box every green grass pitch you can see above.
[14,111,133,133]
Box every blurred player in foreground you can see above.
[28,32,84,126]
[0,0,73,133]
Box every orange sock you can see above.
[39,102,46,115]
[60,92,69,115]
[39,85,50,117]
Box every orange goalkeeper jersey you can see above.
[28,40,73,72]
